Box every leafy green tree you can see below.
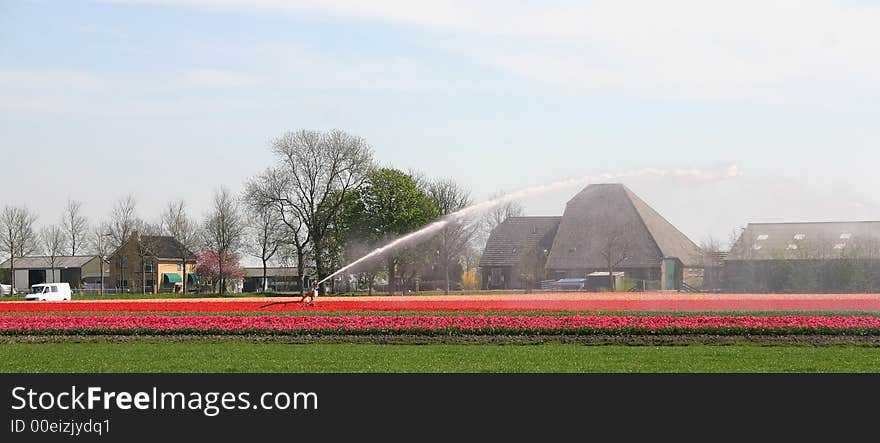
[342,168,439,294]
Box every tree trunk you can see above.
[296,248,305,297]
[9,255,14,293]
[182,255,187,294]
[262,259,268,293]
[387,257,396,295]
[314,238,326,295]
[609,265,616,292]
[218,250,224,294]
[99,259,105,296]
[444,261,450,295]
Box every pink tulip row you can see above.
[2,314,880,334]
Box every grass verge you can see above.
[1,341,879,373]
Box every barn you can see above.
[479,216,560,290]
[725,221,880,293]
[0,255,109,292]
[479,184,704,291]
[544,184,703,290]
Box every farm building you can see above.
[545,184,703,290]
[0,255,109,291]
[479,216,561,290]
[479,184,704,291]
[109,231,197,293]
[724,222,880,293]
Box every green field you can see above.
[1,342,879,372]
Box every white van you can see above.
[25,283,72,301]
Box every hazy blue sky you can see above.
[2,0,879,248]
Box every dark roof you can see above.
[141,236,196,260]
[479,217,561,267]
[0,256,101,269]
[727,221,880,261]
[243,267,300,278]
[545,184,702,270]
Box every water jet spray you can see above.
[318,164,741,286]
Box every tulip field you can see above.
[2,292,880,372]
[4,314,880,336]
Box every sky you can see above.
[1,0,880,252]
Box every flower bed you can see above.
[3,298,880,313]
[3,315,880,335]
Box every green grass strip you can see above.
[1,342,879,373]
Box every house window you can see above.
[834,243,847,250]
[840,233,852,240]
[757,234,769,241]
[177,263,183,271]
[117,257,127,269]
[512,247,518,254]
[142,260,154,273]
[793,234,806,240]
[786,244,798,250]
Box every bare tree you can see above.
[107,195,140,251]
[134,222,162,294]
[203,187,246,293]
[89,223,112,295]
[519,247,550,293]
[41,225,67,284]
[0,206,39,291]
[598,224,633,292]
[699,235,725,266]
[245,168,311,295]
[161,200,200,294]
[62,199,88,256]
[267,129,375,290]
[427,178,478,294]
[699,235,725,291]
[242,201,284,293]
[479,190,524,248]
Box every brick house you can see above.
[109,231,197,293]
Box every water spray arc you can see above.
[318,164,741,285]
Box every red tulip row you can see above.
[3,298,880,313]
[2,314,880,335]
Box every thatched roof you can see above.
[727,221,880,261]
[545,184,702,270]
[479,217,561,267]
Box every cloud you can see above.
[0,68,105,113]
[184,69,262,88]
[104,0,880,101]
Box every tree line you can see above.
[0,129,522,295]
